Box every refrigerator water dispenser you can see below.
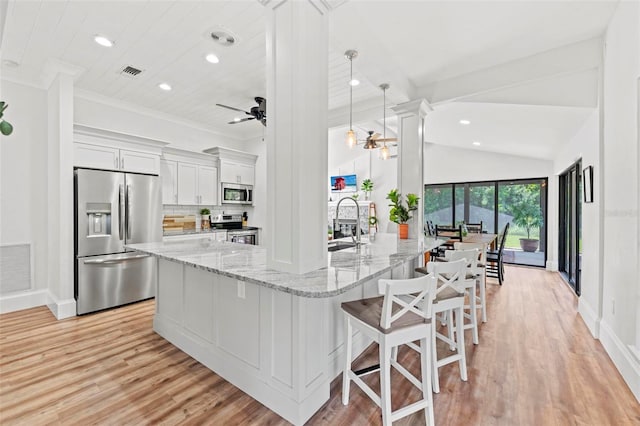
[86,203,111,237]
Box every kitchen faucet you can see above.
[335,196,361,246]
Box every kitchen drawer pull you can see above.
[84,254,150,264]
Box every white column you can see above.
[264,1,329,274]
[43,60,83,319]
[391,100,431,240]
[635,76,640,358]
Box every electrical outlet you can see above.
[237,280,245,299]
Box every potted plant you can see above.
[361,178,373,200]
[386,189,419,239]
[0,102,14,136]
[511,200,543,252]
[200,208,211,230]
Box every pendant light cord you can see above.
[349,57,353,130]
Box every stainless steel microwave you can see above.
[221,183,253,205]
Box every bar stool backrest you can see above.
[378,274,437,329]
[426,258,468,294]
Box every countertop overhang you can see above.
[126,233,444,298]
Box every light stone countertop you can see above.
[126,233,445,298]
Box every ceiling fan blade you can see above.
[228,117,255,124]
[377,138,397,142]
[370,133,381,140]
[216,103,250,114]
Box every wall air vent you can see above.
[120,65,143,77]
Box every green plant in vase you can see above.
[0,102,14,136]
[386,189,419,239]
[200,208,211,230]
[361,178,373,200]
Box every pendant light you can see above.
[379,83,391,160]
[345,50,358,148]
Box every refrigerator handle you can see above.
[118,184,125,240]
[126,184,132,239]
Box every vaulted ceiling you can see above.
[0,0,619,158]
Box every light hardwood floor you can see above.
[1,267,639,425]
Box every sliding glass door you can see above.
[559,161,581,295]
[424,177,547,267]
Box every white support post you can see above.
[392,100,431,240]
[264,0,329,274]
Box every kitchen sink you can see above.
[327,241,357,252]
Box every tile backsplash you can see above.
[162,205,249,229]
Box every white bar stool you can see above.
[341,274,437,426]
[415,258,470,393]
[454,241,488,323]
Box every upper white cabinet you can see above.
[73,125,167,175]
[162,148,218,206]
[204,147,258,186]
[219,160,255,185]
[160,160,178,204]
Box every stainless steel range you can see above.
[211,214,259,245]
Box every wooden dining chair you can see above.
[433,224,463,258]
[465,221,483,234]
[486,223,510,285]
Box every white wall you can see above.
[244,136,267,245]
[74,93,247,153]
[0,80,50,311]
[553,111,601,335]
[598,0,640,401]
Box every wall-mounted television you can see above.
[330,174,357,193]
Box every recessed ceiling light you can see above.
[94,35,114,47]
[158,83,172,91]
[349,79,360,86]
[472,141,481,146]
[233,117,241,122]
[205,53,220,64]
[459,119,471,125]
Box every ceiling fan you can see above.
[216,97,266,126]
[360,130,397,149]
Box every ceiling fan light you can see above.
[346,129,357,148]
[363,139,378,150]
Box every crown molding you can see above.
[41,58,85,89]
[204,146,258,164]
[73,124,170,151]
[392,99,432,118]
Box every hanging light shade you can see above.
[344,49,358,148]
[380,144,390,159]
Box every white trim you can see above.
[46,293,77,320]
[0,289,49,314]
[203,146,258,164]
[163,147,219,164]
[545,260,559,271]
[41,58,85,88]
[74,124,170,152]
[599,320,640,402]
[578,298,600,338]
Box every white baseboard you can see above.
[46,293,76,319]
[599,320,640,402]
[0,289,49,314]
[546,260,558,271]
[578,298,600,338]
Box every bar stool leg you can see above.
[431,325,440,394]
[470,289,479,345]
[447,310,455,351]
[456,306,468,381]
[379,340,393,425]
[420,335,435,426]
[341,317,352,405]
[479,275,487,323]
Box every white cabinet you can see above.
[220,160,255,185]
[160,160,178,204]
[176,162,217,205]
[74,142,160,174]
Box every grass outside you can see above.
[504,226,540,249]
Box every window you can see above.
[424,177,548,267]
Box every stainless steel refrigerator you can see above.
[74,168,161,315]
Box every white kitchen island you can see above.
[126,233,443,425]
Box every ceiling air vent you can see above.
[210,30,236,47]
[120,65,143,77]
